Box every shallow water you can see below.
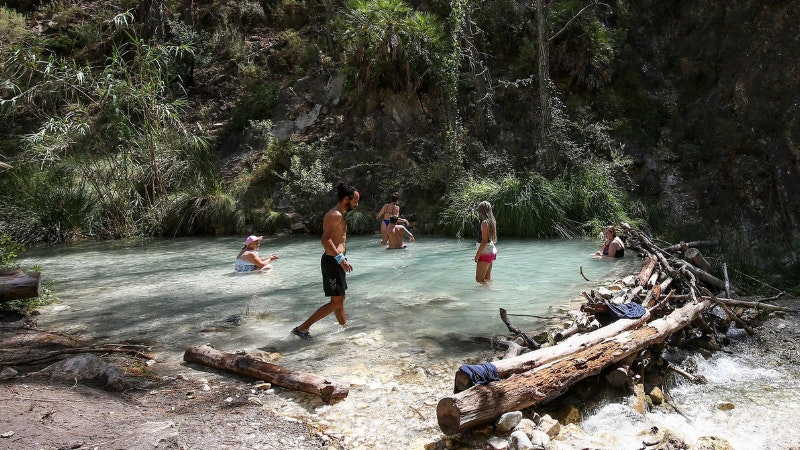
[24,235,631,355]
[22,236,799,449]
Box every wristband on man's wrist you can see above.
[334,253,346,264]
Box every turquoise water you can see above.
[20,236,800,449]
[24,235,632,355]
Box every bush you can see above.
[335,0,449,92]
[441,170,640,239]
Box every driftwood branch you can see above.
[499,308,540,350]
[1,346,154,366]
[184,345,349,403]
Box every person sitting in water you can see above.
[381,215,415,249]
[234,235,279,272]
[594,226,625,258]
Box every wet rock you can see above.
[223,314,243,325]
[496,411,523,432]
[641,425,666,446]
[649,386,664,405]
[486,436,510,450]
[693,436,735,450]
[529,430,550,450]
[714,401,735,411]
[553,404,581,425]
[537,414,561,438]
[512,418,537,438]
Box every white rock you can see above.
[496,411,524,432]
[512,418,537,438]
[529,430,550,449]
[510,430,535,450]
[486,437,510,450]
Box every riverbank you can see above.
[2,295,798,449]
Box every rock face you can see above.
[618,2,800,249]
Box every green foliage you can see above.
[258,210,292,234]
[0,7,38,51]
[273,0,313,29]
[0,233,24,269]
[277,141,333,219]
[269,29,320,75]
[1,12,215,240]
[159,186,245,236]
[440,175,566,239]
[549,1,616,91]
[441,169,638,239]
[226,83,280,136]
[0,164,101,243]
[345,210,375,235]
[335,0,449,92]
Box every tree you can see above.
[534,0,611,176]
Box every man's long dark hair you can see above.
[336,181,358,201]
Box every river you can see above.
[21,235,800,449]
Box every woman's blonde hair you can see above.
[477,201,497,243]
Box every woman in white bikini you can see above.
[234,235,279,272]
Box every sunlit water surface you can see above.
[22,236,800,449]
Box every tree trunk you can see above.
[0,270,42,302]
[535,0,552,172]
[183,345,349,403]
[454,305,653,392]
[438,299,710,435]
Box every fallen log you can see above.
[183,345,349,403]
[454,305,654,392]
[0,270,41,302]
[438,299,710,434]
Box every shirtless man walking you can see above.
[292,182,360,339]
[381,215,415,249]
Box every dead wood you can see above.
[499,308,540,350]
[456,306,655,391]
[661,240,716,253]
[183,344,349,403]
[701,288,754,335]
[1,346,154,366]
[437,300,711,434]
[0,270,41,302]
[637,255,658,287]
[667,362,707,384]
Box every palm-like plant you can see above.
[335,0,448,92]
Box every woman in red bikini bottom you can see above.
[474,200,498,284]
